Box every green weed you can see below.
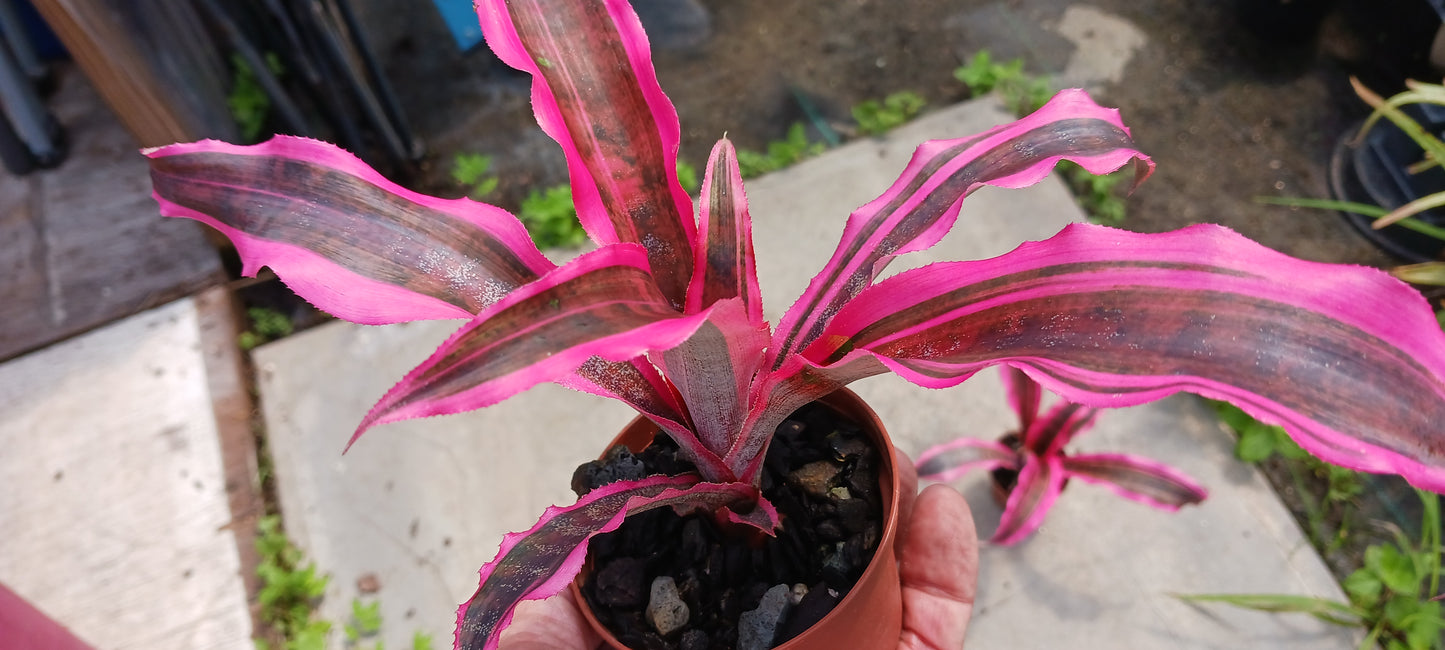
[736,123,825,179]
[1057,161,1130,226]
[345,599,383,643]
[519,185,587,249]
[254,515,330,649]
[451,153,500,199]
[955,51,1127,223]
[676,159,700,194]
[954,50,1051,116]
[229,53,284,143]
[852,91,927,136]
[252,515,437,650]
[239,307,294,351]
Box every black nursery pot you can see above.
[1330,107,1445,263]
[569,388,904,650]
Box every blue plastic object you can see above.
[431,0,484,51]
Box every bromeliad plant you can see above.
[917,368,1209,545]
[145,0,1445,648]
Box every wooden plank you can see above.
[29,0,235,147]
[194,287,266,635]
[0,65,222,361]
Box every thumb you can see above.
[897,484,978,650]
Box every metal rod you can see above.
[332,0,420,160]
[195,0,311,138]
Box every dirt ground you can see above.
[359,0,1442,268]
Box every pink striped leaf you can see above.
[659,299,769,463]
[993,454,1066,545]
[808,223,1445,492]
[767,89,1153,370]
[1063,453,1209,511]
[148,138,703,456]
[687,138,764,323]
[350,244,709,446]
[1003,365,1043,434]
[1023,402,1099,458]
[916,437,1020,483]
[453,475,774,650]
[146,136,552,324]
[475,0,695,307]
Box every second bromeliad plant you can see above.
[145,0,1445,648]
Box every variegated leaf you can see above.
[475,0,695,307]
[1063,453,1209,511]
[993,454,1066,545]
[916,437,1019,483]
[659,299,769,464]
[767,89,1153,369]
[810,223,1445,491]
[352,245,707,445]
[147,136,550,323]
[687,137,763,323]
[454,476,773,650]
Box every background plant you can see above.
[239,306,294,351]
[736,122,825,178]
[254,515,330,650]
[852,91,927,136]
[450,153,500,200]
[228,52,284,143]
[919,368,1207,544]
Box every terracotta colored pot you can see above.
[570,387,903,650]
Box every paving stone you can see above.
[256,98,1356,648]
[0,293,253,650]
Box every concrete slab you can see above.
[0,291,255,650]
[256,98,1353,648]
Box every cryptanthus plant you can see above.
[145,1,1445,648]
[918,367,1210,545]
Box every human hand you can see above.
[500,451,980,649]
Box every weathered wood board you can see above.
[0,65,221,361]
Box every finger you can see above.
[893,446,920,560]
[898,484,979,650]
[498,588,601,649]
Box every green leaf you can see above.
[411,631,434,650]
[853,91,926,136]
[286,620,330,650]
[1405,600,1442,650]
[518,185,585,249]
[351,599,382,637]
[1234,424,1277,462]
[1344,568,1384,609]
[676,160,699,194]
[1384,593,1422,631]
[451,153,494,186]
[1174,593,1364,627]
[1371,545,1422,595]
[451,153,499,199]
